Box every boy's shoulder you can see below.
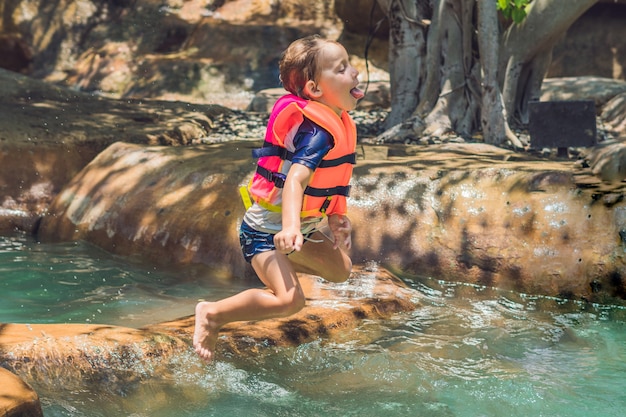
[298,117,332,143]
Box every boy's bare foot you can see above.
[193,301,220,362]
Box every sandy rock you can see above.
[0,368,43,417]
[349,143,626,303]
[148,267,418,359]
[37,140,251,276]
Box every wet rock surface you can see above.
[0,367,43,417]
[0,266,417,388]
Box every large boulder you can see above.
[34,139,626,305]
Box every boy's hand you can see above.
[328,214,352,250]
[274,227,304,253]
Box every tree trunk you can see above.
[421,0,472,137]
[500,0,598,125]
[477,0,520,147]
[376,0,598,149]
[377,0,429,129]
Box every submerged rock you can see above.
[0,266,417,393]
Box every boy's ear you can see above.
[304,80,322,98]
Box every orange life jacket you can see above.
[241,94,357,217]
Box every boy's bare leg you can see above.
[288,230,352,283]
[193,250,305,361]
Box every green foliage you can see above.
[497,0,532,23]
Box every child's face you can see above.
[306,42,363,115]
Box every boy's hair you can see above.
[279,35,340,98]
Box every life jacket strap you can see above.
[239,183,282,213]
[318,153,356,168]
[252,144,295,160]
[239,184,254,210]
[252,144,356,168]
[255,165,286,188]
[304,185,351,197]
[256,164,351,200]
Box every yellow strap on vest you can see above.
[239,185,254,210]
[240,183,281,213]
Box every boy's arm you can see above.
[273,163,313,253]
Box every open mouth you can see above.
[350,87,364,100]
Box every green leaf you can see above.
[512,7,527,23]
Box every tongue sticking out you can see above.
[350,87,365,100]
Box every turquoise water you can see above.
[1,234,625,417]
[0,234,250,327]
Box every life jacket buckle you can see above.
[319,196,332,214]
[271,172,286,188]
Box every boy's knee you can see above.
[280,290,306,316]
[335,269,351,283]
[324,260,352,283]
